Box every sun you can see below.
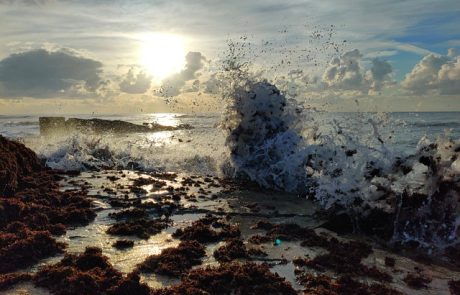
[140,34,186,80]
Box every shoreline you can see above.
[1,136,460,294]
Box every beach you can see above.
[1,111,460,294]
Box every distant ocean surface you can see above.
[0,112,459,174]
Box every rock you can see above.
[39,117,194,136]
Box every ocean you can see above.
[1,111,459,172]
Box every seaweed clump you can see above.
[294,238,392,282]
[34,247,151,295]
[0,272,32,291]
[152,262,297,295]
[107,218,171,239]
[172,214,240,243]
[0,222,66,273]
[403,272,432,289]
[296,271,402,295]
[213,238,249,262]
[449,279,460,295]
[136,240,205,276]
[0,136,96,274]
[112,240,134,250]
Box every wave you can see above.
[2,121,39,127]
[411,122,460,128]
[26,131,224,176]
[216,41,460,249]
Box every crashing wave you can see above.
[217,46,460,247]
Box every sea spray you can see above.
[217,37,460,248]
[220,80,308,191]
[27,131,222,175]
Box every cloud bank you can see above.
[0,48,103,98]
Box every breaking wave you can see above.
[216,38,460,248]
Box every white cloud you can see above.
[402,50,460,95]
[438,56,460,94]
[321,49,394,95]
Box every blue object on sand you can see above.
[274,238,281,246]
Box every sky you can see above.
[0,0,460,114]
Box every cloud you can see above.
[323,49,364,91]
[402,49,460,95]
[366,58,394,92]
[321,49,394,94]
[119,67,152,94]
[438,56,460,94]
[0,48,103,98]
[159,51,206,97]
[448,48,458,57]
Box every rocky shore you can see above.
[1,135,460,294]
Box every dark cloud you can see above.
[0,48,103,98]
[159,51,206,97]
[119,67,152,94]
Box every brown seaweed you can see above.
[136,240,205,276]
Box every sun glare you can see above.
[140,34,186,80]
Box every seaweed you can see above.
[213,239,249,262]
[403,272,432,289]
[151,262,296,295]
[449,279,460,295]
[296,271,402,295]
[34,246,151,295]
[107,218,171,239]
[112,240,134,250]
[172,215,240,243]
[136,240,205,276]
[0,272,32,291]
[0,223,66,274]
[0,136,96,273]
